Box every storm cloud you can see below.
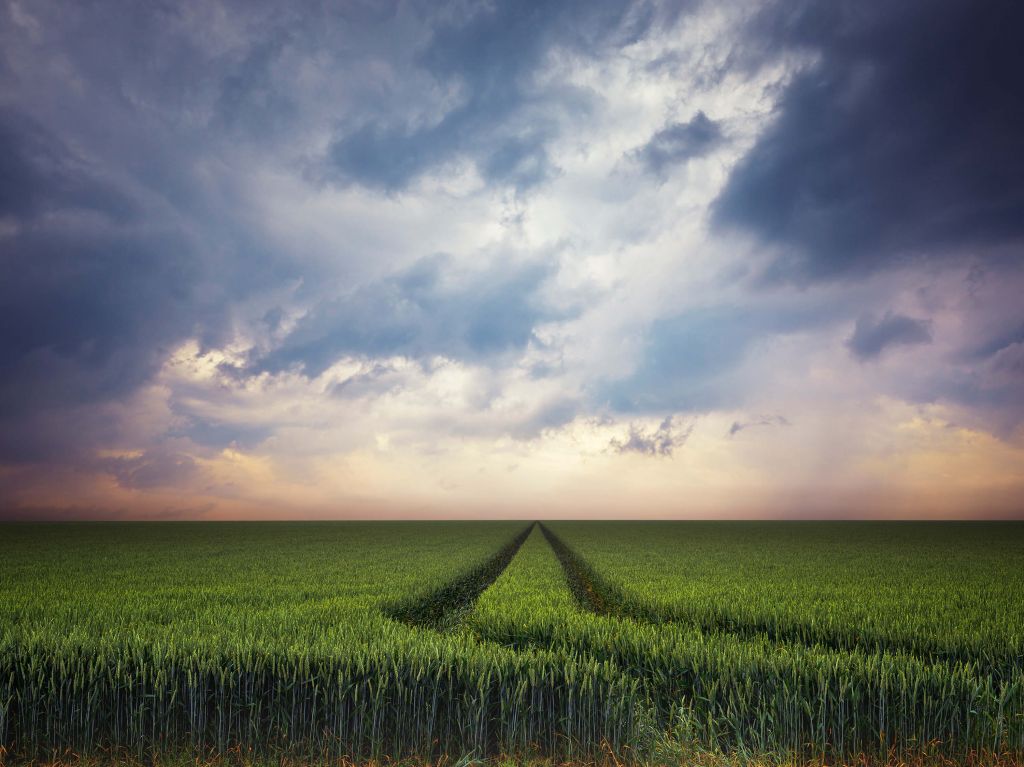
[713,0,1024,281]
[634,111,724,175]
[252,254,568,377]
[325,0,670,192]
[846,312,932,361]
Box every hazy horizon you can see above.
[2,0,1023,521]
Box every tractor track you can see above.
[385,522,535,631]
[539,523,1019,679]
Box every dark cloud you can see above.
[634,111,724,175]
[1,229,203,395]
[0,109,135,220]
[0,102,283,465]
[0,0,683,477]
[331,362,406,400]
[99,449,201,490]
[846,311,932,361]
[989,343,1024,378]
[610,415,693,457]
[3,0,613,473]
[252,254,568,378]
[0,108,225,462]
[713,0,1024,281]
[169,420,272,451]
[325,112,563,194]
[325,0,671,192]
[728,414,789,436]
[960,320,1024,363]
[479,133,555,192]
[0,2,310,466]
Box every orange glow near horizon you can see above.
[4,399,1022,521]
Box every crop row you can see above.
[2,521,1022,764]
[0,523,647,763]
[0,628,645,763]
[463,526,1024,760]
[545,521,1024,676]
[387,523,534,629]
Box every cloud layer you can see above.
[1,0,1023,519]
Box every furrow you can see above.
[539,522,627,618]
[540,523,1020,680]
[385,522,535,631]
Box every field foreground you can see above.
[1,521,1022,765]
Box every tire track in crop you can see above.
[539,523,1019,678]
[542,520,891,645]
[540,524,1019,679]
[539,522,627,619]
[485,525,1024,747]
[385,522,535,631]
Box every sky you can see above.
[1,0,1023,520]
